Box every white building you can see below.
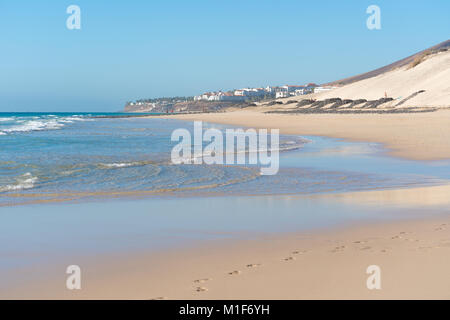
[294,88,307,96]
[294,87,316,96]
[195,91,245,102]
[234,88,265,97]
[194,93,214,101]
[275,85,311,98]
[219,92,246,101]
[283,85,305,93]
[275,91,289,98]
[234,89,246,96]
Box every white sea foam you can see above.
[1,120,63,133]
[0,115,89,135]
[179,141,305,164]
[0,173,38,193]
[99,162,143,169]
[64,116,91,121]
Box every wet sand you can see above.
[159,108,450,161]
[105,213,450,300]
[2,184,450,300]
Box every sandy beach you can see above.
[92,114,450,300]
[6,185,450,299]
[83,109,450,300]
[2,108,449,300]
[107,212,450,300]
[3,112,450,299]
[160,108,450,161]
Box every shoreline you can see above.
[156,108,450,161]
[3,184,450,299]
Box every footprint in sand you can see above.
[196,287,208,292]
[292,250,307,255]
[194,278,212,284]
[228,270,241,276]
[418,246,433,250]
[246,263,261,268]
[435,227,445,231]
[331,245,346,253]
[151,296,168,300]
[284,256,296,261]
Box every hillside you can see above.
[312,48,450,108]
[325,39,450,86]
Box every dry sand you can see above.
[160,108,450,161]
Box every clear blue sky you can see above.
[1,0,449,112]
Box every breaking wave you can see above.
[0,173,38,193]
[98,162,148,169]
[0,115,90,135]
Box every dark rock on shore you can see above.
[266,107,436,115]
[311,98,342,109]
[362,97,394,108]
[297,99,315,107]
[268,101,284,106]
[348,99,367,108]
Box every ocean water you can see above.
[0,112,449,207]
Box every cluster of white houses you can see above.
[194,84,337,101]
[194,87,268,102]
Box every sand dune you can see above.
[314,50,450,108]
[325,39,450,87]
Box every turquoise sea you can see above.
[1,112,449,207]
